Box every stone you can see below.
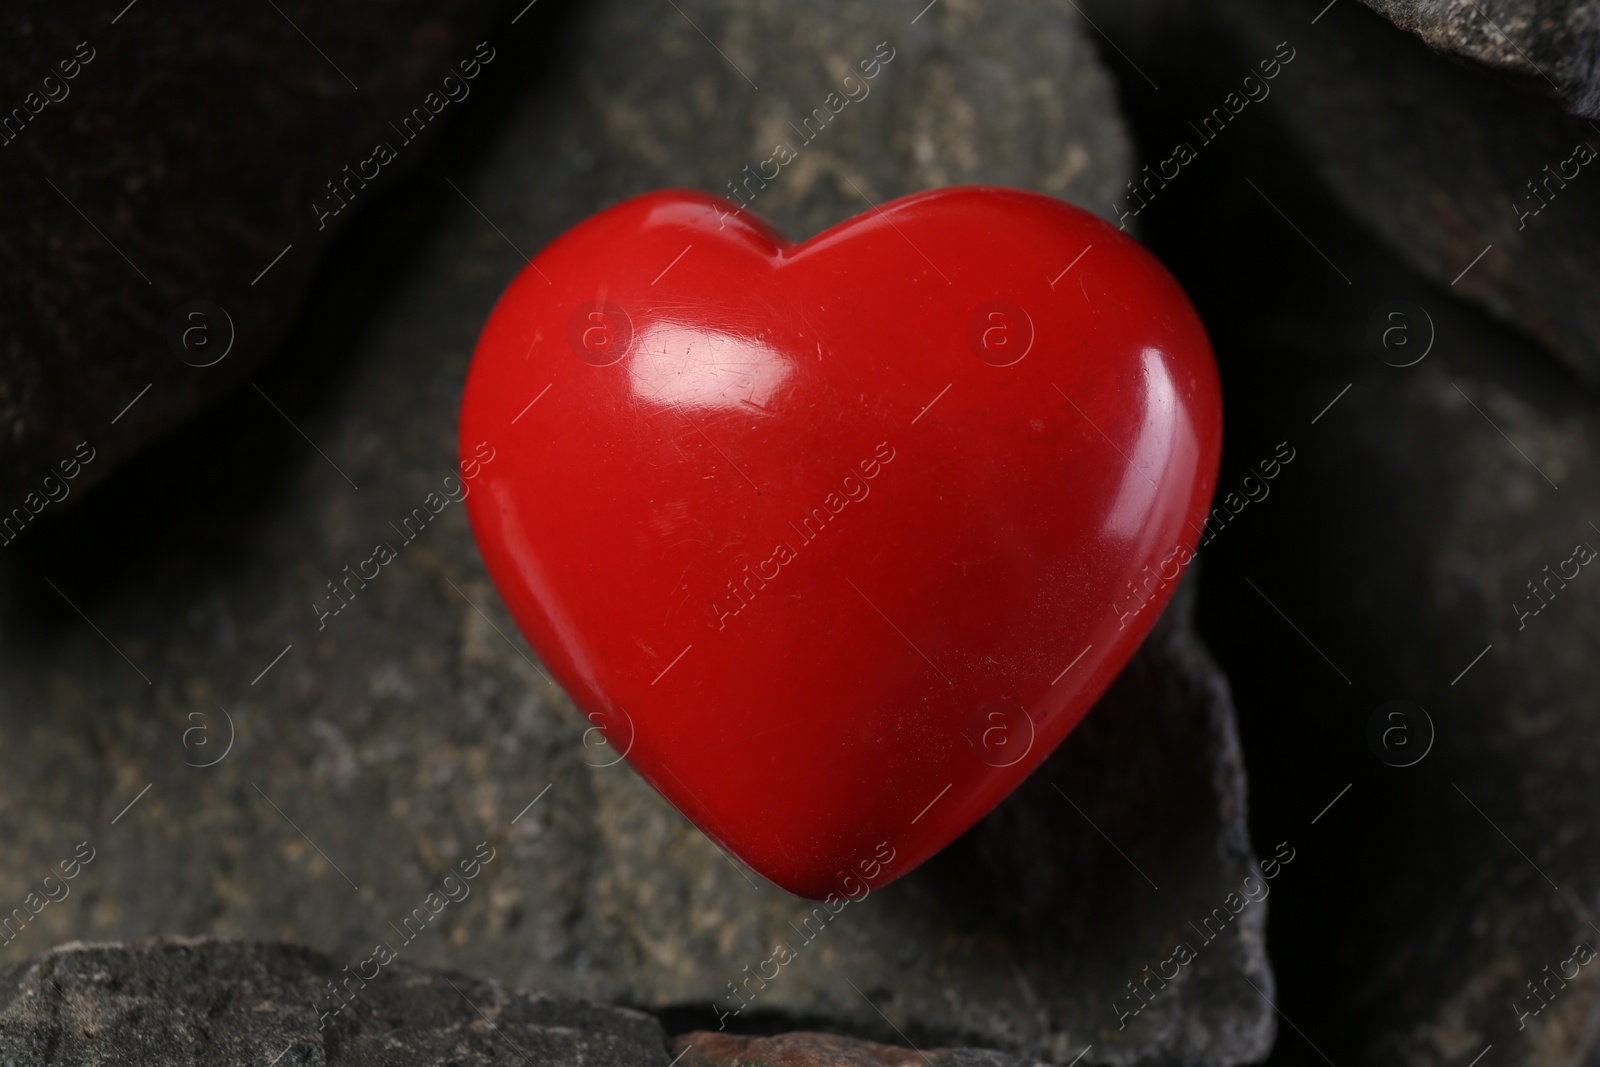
[0,938,668,1066]
[0,0,501,506]
[670,1030,1045,1067]
[0,0,1271,1063]
[556,0,1133,242]
[1358,0,1600,117]
[1078,0,1600,390]
[1192,212,1600,1066]
[1227,1,1600,390]
[1049,16,1600,1058]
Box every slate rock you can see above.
[0,0,1270,1063]
[1225,222,1600,1067]
[1199,202,1600,1067]
[1359,0,1600,117]
[1050,30,1600,1061]
[0,938,668,1066]
[0,0,501,505]
[670,1030,1046,1067]
[1077,0,1600,390]
[1229,1,1600,392]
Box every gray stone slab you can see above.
[0,939,668,1066]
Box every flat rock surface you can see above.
[0,939,668,1066]
[0,939,1073,1066]
[671,1030,1045,1067]
[0,0,1270,1063]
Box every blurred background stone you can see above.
[0,0,503,503]
[1064,0,1600,1061]
[0,0,1279,1063]
[1194,182,1600,1067]
[1082,0,1600,389]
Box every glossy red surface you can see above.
[459,186,1221,900]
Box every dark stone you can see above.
[0,0,501,508]
[0,0,1271,1063]
[670,1030,1044,1067]
[1193,203,1600,1066]
[1054,7,1600,1058]
[1359,0,1600,117]
[1224,2,1600,394]
[0,938,668,1066]
[1079,0,1600,391]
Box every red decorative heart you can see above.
[460,187,1220,899]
